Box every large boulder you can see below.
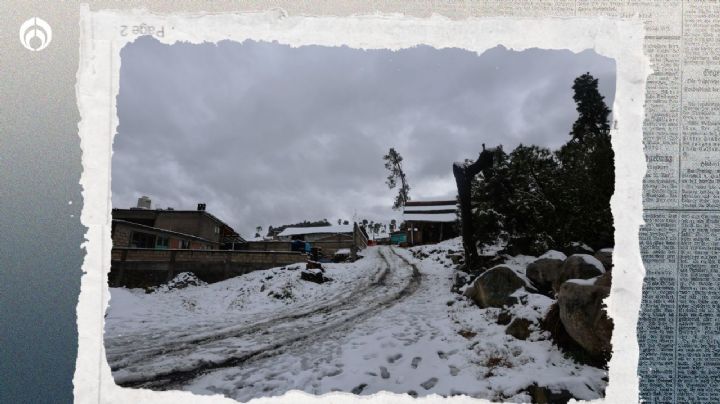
[594,248,613,272]
[557,273,613,359]
[469,266,528,308]
[526,258,565,295]
[552,254,605,294]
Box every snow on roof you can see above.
[402,212,457,223]
[277,224,353,237]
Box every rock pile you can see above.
[465,245,614,365]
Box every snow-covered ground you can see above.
[105,240,607,401]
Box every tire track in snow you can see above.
[105,249,389,369]
[111,247,420,389]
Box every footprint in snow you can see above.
[420,377,438,390]
[351,383,368,394]
[380,366,390,379]
[411,357,422,369]
[387,353,402,363]
[449,365,460,376]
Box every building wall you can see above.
[155,211,220,243]
[242,241,293,251]
[112,224,133,247]
[111,221,216,250]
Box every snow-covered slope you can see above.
[105,241,607,402]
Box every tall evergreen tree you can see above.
[556,73,614,248]
[570,73,611,143]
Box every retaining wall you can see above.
[110,248,307,288]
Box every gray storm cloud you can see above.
[112,37,616,237]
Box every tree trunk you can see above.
[453,148,496,271]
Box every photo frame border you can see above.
[75,6,650,403]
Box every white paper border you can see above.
[74,5,650,403]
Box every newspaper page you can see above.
[71,1,718,403]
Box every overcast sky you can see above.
[113,37,615,237]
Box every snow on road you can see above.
[105,241,607,402]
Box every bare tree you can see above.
[453,144,498,270]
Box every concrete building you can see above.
[112,219,217,249]
[402,199,459,245]
[112,203,245,250]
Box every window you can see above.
[155,236,169,249]
[130,232,156,248]
[214,225,220,235]
[180,240,190,249]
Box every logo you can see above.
[19,17,52,51]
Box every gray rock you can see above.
[594,249,613,272]
[469,266,527,308]
[526,258,564,295]
[552,254,605,294]
[557,273,613,358]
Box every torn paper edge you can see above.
[74,5,650,403]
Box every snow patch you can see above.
[571,254,606,273]
[538,250,567,261]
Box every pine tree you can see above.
[556,72,614,249]
[570,73,611,144]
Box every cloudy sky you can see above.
[113,37,615,237]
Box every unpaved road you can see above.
[106,246,433,395]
